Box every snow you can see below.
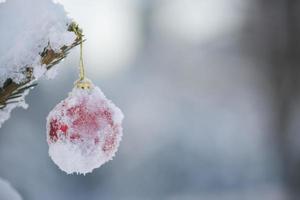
[0,0,76,128]
[0,0,75,85]
[33,64,47,80]
[47,81,124,174]
[0,178,22,200]
[45,65,59,80]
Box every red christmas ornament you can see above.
[46,80,123,174]
[46,24,123,174]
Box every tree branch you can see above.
[0,22,82,109]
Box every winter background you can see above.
[1,0,300,199]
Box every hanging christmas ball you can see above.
[46,80,124,174]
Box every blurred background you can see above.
[1,0,300,199]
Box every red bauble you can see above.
[46,82,123,174]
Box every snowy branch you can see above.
[0,0,82,128]
[0,32,81,108]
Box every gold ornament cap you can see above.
[75,78,92,90]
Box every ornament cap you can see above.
[75,78,92,90]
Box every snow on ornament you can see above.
[46,23,124,174]
[47,80,123,174]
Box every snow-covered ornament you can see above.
[46,23,124,174]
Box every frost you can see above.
[0,0,76,128]
[33,64,47,79]
[47,81,124,174]
[0,178,22,200]
[45,65,59,80]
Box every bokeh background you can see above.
[1,0,300,199]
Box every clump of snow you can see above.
[47,81,124,174]
[33,64,47,80]
[0,178,22,200]
[0,0,76,128]
[0,0,75,86]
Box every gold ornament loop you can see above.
[69,22,91,89]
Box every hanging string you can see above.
[71,23,85,81]
[79,35,85,81]
[70,22,90,89]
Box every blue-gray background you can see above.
[1,0,300,199]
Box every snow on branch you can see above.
[0,0,81,128]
